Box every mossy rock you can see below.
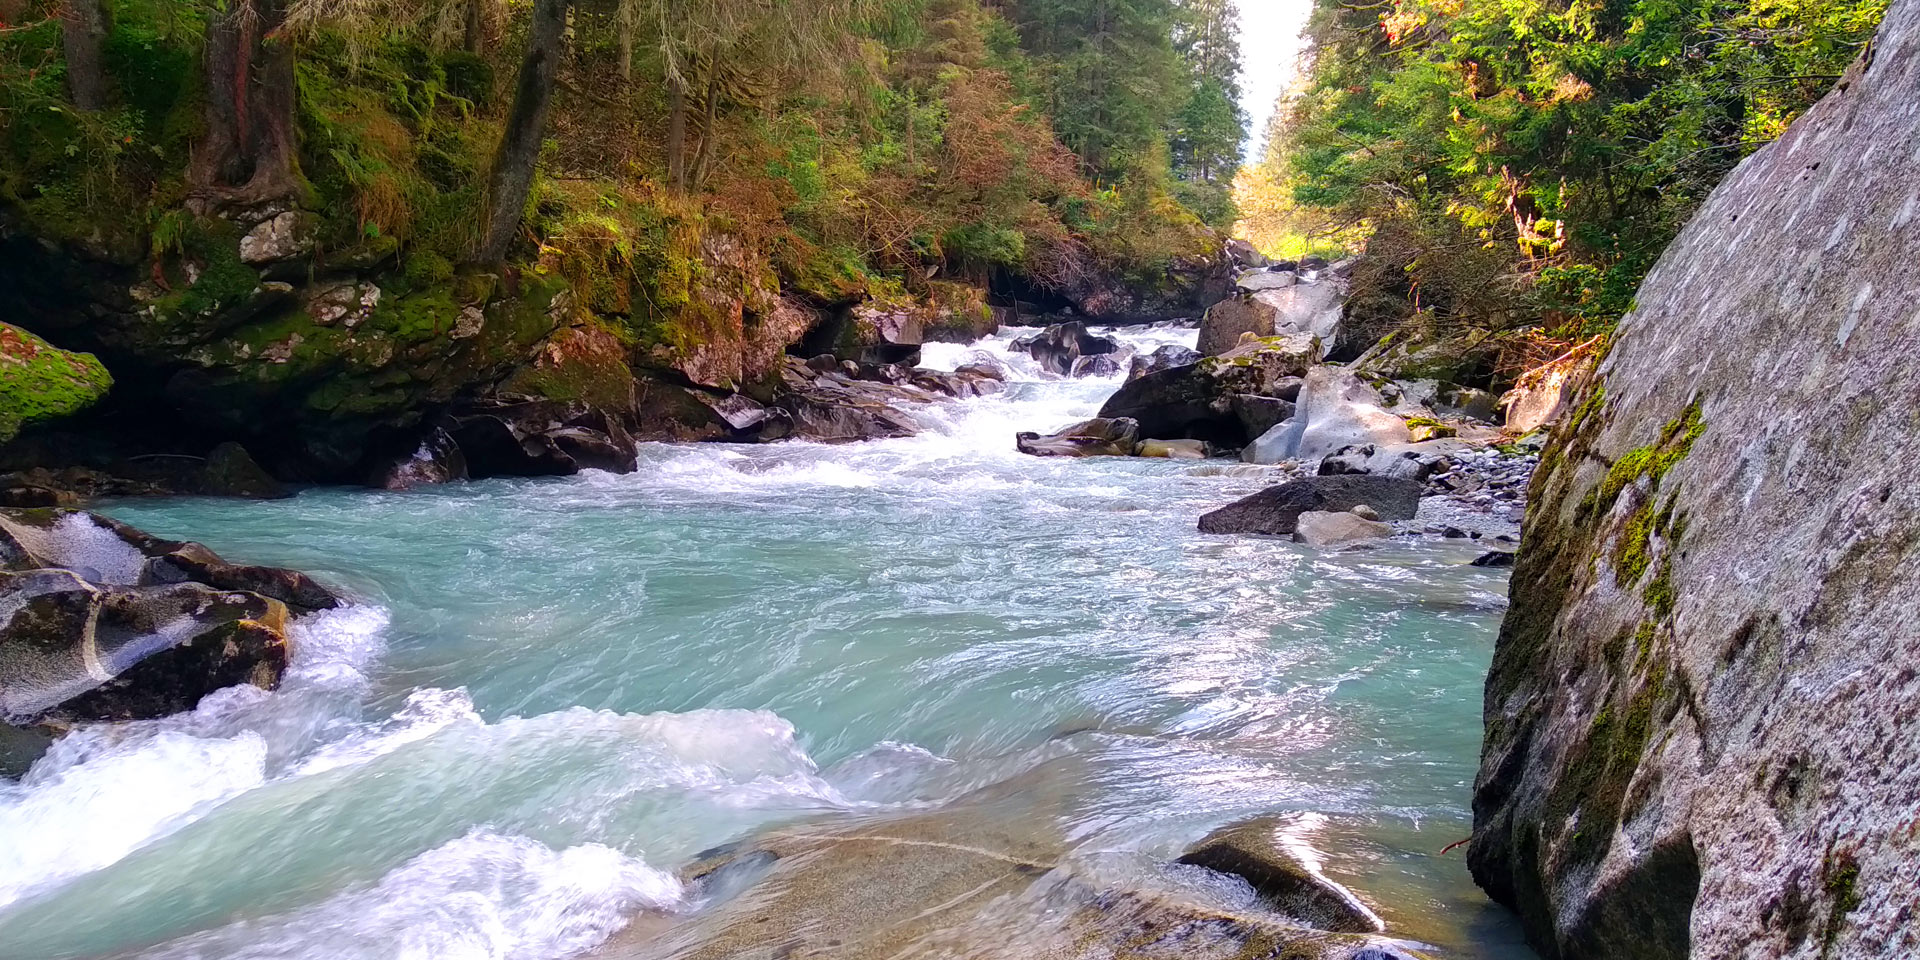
[0,324,112,442]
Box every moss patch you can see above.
[0,324,114,441]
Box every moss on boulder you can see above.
[0,324,112,443]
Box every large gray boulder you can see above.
[1009,321,1121,377]
[1199,280,1347,356]
[1243,367,1411,465]
[1293,510,1393,547]
[1469,12,1920,960]
[1197,475,1424,536]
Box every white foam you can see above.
[0,728,269,908]
[131,831,685,960]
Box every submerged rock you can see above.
[1469,12,1920,960]
[1177,816,1384,932]
[1016,418,1140,458]
[1293,510,1393,547]
[1197,476,1424,536]
[1137,438,1209,459]
[369,427,469,490]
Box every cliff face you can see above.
[1468,6,1920,959]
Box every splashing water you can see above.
[0,326,1533,960]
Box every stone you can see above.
[0,571,289,723]
[1469,13,1920,960]
[1099,334,1321,446]
[446,400,638,478]
[768,358,926,443]
[1069,353,1124,378]
[1351,504,1380,521]
[1252,367,1411,463]
[1016,418,1140,458]
[1126,344,1202,381]
[1319,439,1475,481]
[1498,338,1603,433]
[586,769,1422,960]
[1235,269,1297,293]
[369,427,469,490]
[1293,510,1393,547]
[1197,476,1425,536]
[1136,438,1208,459]
[198,442,288,499]
[0,323,112,444]
[237,210,313,264]
[1468,550,1515,568]
[1199,280,1345,356]
[1176,816,1384,932]
[1225,238,1269,269]
[1009,321,1121,377]
[1231,392,1297,441]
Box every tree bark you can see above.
[666,74,688,190]
[475,0,570,263]
[615,0,633,84]
[690,71,718,187]
[59,0,111,111]
[190,0,300,210]
[464,0,485,55]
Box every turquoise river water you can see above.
[0,326,1533,960]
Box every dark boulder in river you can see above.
[1468,10,1920,960]
[1099,333,1319,446]
[1,508,338,725]
[1197,476,1423,536]
[1010,321,1121,377]
[1016,418,1140,458]
[1127,343,1202,381]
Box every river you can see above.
[0,325,1533,959]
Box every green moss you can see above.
[1821,851,1861,956]
[1598,400,1706,505]
[1617,503,1657,583]
[0,324,114,441]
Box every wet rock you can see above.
[0,570,289,723]
[369,427,469,490]
[1016,418,1140,458]
[447,400,638,477]
[592,799,1421,960]
[1198,476,1425,536]
[1469,550,1516,568]
[1177,816,1384,932]
[1128,344,1203,381]
[1136,438,1209,459]
[1293,510,1393,547]
[1100,334,1321,446]
[1010,321,1122,377]
[1230,392,1298,440]
[770,358,926,443]
[1319,440,1474,482]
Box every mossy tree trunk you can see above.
[59,0,111,111]
[190,0,300,209]
[475,0,570,263]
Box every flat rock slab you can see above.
[1198,476,1425,536]
[1177,815,1385,933]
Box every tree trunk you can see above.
[59,0,111,111]
[190,0,300,210]
[475,0,570,263]
[464,0,485,55]
[666,74,687,190]
[690,72,718,187]
[615,0,633,84]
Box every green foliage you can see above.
[1263,0,1888,339]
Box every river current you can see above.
[0,326,1532,959]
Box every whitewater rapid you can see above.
[0,324,1531,960]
